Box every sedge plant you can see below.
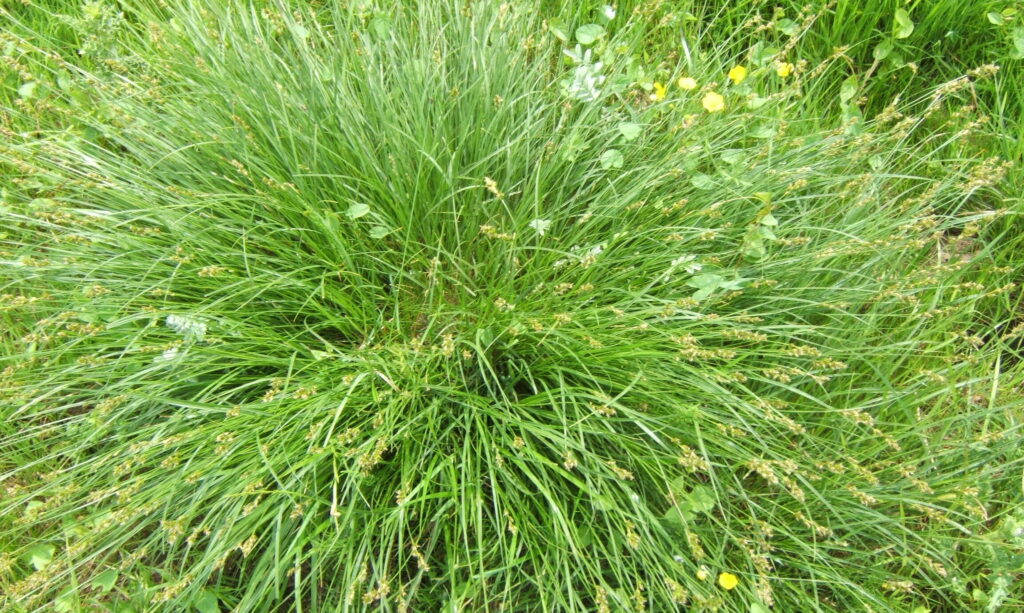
[1,1,1022,612]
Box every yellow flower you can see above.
[776,61,794,78]
[701,91,725,113]
[676,76,698,90]
[718,572,739,590]
[649,82,667,102]
[728,65,748,85]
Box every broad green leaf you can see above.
[193,590,220,613]
[687,273,723,290]
[607,74,632,93]
[617,122,641,141]
[894,9,914,39]
[577,524,594,547]
[693,286,715,301]
[561,133,584,162]
[986,574,1011,611]
[720,149,744,165]
[839,75,859,104]
[775,18,799,36]
[760,212,778,227]
[988,11,1005,26]
[747,95,769,110]
[599,149,623,170]
[742,227,766,260]
[842,104,864,134]
[345,202,370,219]
[1012,27,1024,59]
[26,543,55,570]
[754,191,772,204]
[18,81,38,99]
[562,46,583,63]
[873,39,894,60]
[82,2,103,19]
[92,569,119,593]
[752,45,780,66]
[368,226,390,239]
[750,604,772,613]
[369,15,391,39]
[661,504,693,528]
[576,24,605,45]
[720,277,750,291]
[690,173,715,190]
[685,485,716,514]
[750,124,776,139]
[547,18,569,42]
[667,475,690,500]
[53,591,77,613]
[591,493,614,511]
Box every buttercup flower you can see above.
[776,61,794,78]
[677,76,698,90]
[650,82,667,101]
[718,572,739,590]
[728,65,748,85]
[702,91,725,113]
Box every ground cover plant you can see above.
[1,1,1023,612]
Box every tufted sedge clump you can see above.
[1,1,1021,612]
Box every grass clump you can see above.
[1,1,1022,611]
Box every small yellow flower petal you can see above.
[701,91,725,113]
[776,61,794,78]
[728,65,748,85]
[677,76,698,90]
[649,82,667,102]
[718,572,739,590]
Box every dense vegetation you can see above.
[2,1,1022,611]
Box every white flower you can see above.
[663,255,700,283]
[155,347,180,363]
[166,314,207,342]
[602,5,616,20]
[529,218,552,236]
[670,255,696,267]
[671,255,703,274]
[554,243,604,269]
